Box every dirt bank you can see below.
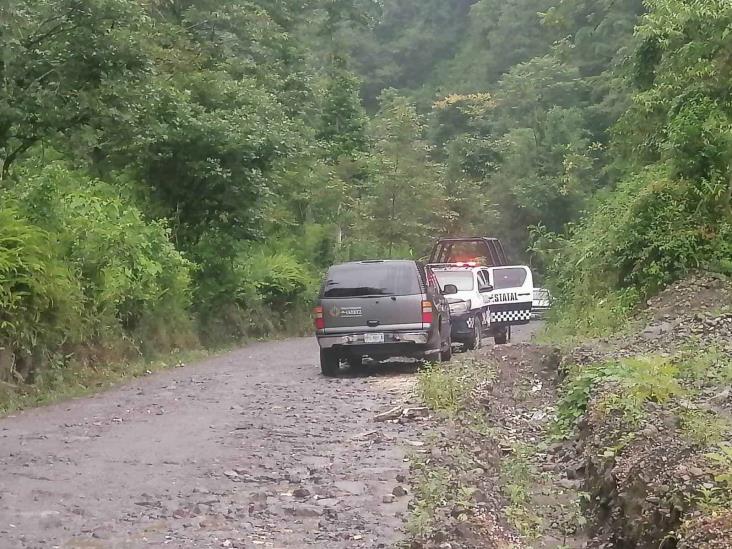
[404,273,732,549]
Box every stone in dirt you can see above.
[314,497,339,507]
[710,388,730,404]
[374,407,403,422]
[641,321,673,339]
[374,406,430,423]
[283,504,323,517]
[292,487,311,499]
[402,407,429,419]
[392,486,408,497]
[334,480,366,495]
[91,528,112,540]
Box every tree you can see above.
[359,91,444,257]
[0,0,149,179]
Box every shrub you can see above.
[238,250,315,309]
[0,205,83,381]
[11,164,195,354]
[555,356,683,436]
[192,234,317,344]
[535,164,732,340]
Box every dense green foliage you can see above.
[342,0,647,258]
[1,0,730,385]
[539,0,732,331]
[347,0,730,327]
[0,0,484,385]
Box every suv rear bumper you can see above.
[317,331,429,349]
[317,331,434,359]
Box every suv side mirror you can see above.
[480,284,494,293]
[442,284,458,295]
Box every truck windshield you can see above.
[434,271,474,292]
[491,267,527,290]
[322,262,421,298]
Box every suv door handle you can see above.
[367,320,380,327]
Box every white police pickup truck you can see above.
[431,262,504,347]
[432,262,534,346]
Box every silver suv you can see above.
[314,260,452,376]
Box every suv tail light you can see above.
[313,306,325,330]
[421,301,433,324]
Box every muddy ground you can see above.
[0,327,537,548]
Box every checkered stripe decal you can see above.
[490,309,532,323]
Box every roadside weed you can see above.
[677,347,732,387]
[696,444,732,512]
[554,356,683,438]
[417,356,496,417]
[537,289,639,345]
[680,409,728,447]
[500,443,542,539]
[706,444,732,487]
[417,363,463,415]
[407,457,452,538]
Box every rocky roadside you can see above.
[561,273,732,548]
[402,348,589,549]
[404,272,732,549]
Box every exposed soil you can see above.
[402,272,732,549]
[563,272,732,548]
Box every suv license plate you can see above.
[364,333,385,344]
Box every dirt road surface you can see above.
[0,325,537,548]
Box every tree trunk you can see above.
[0,347,14,383]
[1,137,37,180]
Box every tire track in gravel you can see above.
[0,338,425,549]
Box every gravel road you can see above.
[0,325,538,549]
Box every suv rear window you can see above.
[322,262,421,298]
[491,267,528,289]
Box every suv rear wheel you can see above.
[440,332,452,362]
[320,349,340,377]
[494,328,508,345]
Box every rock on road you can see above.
[0,326,538,548]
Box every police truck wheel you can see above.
[494,328,508,345]
[320,349,340,377]
[465,317,482,350]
